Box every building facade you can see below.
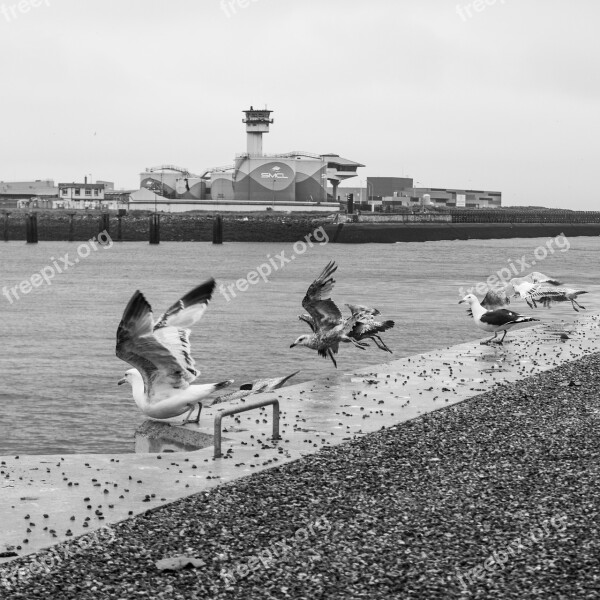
[131,107,362,211]
[57,182,106,209]
[0,179,58,208]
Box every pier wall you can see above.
[325,222,600,243]
[3,210,600,243]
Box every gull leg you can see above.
[373,335,392,353]
[181,404,195,425]
[495,330,508,345]
[481,332,497,345]
[327,349,337,368]
[348,337,369,349]
[191,403,203,424]
[572,300,585,311]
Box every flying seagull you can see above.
[479,272,561,310]
[300,304,395,353]
[290,261,372,367]
[513,281,588,312]
[116,280,233,424]
[459,293,540,345]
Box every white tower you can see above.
[242,106,273,156]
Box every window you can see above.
[61,188,68,196]
[93,189,99,196]
[85,188,92,196]
[74,188,80,196]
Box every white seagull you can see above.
[513,281,588,312]
[480,272,561,310]
[116,280,233,424]
[459,293,540,345]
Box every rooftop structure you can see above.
[242,107,273,156]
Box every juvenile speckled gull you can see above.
[290,261,395,367]
[116,279,233,424]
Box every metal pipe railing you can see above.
[213,398,280,458]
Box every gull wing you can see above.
[239,370,301,392]
[527,272,562,286]
[302,261,342,332]
[298,314,316,332]
[513,280,537,298]
[351,319,395,340]
[481,289,511,310]
[345,304,380,318]
[154,279,216,329]
[479,308,524,327]
[116,290,201,399]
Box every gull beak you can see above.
[458,299,465,304]
[117,377,126,386]
[289,343,296,348]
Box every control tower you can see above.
[242,106,273,156]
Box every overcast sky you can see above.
[1,0,598,208]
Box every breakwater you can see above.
[1,211,328,243]
[325,222,600,243]
[3,210,600,243]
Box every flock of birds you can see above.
[460,271,588,345]
[116,263,589,425]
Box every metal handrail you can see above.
[213,398,281,458]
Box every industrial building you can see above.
[334,177,502,209]
[0,180,57,208]
[130,107,363,212]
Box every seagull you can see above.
[300,304,395,353]
[116,280,233,424]
[479,272,560,310]
[213,371,301,404]
[480,284,514,310]
[513,281,588,312]
[459,293,540,345]
[290,261,371,368]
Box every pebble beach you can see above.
[2,352,599,599]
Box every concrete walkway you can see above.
[1,315,598,563]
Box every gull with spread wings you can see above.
[290,261,395,367]
[116,279,233,424]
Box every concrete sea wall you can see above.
[325,222,600,243]
[3,210,600,243]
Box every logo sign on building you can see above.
[261,166,289,180]
[456,193,466,207]
[256,162,294,191]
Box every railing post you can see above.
[99,212,110,236]
[149,213,160,244]
[26,213,38,244]
[212,215,223,244]
[3,212,9,242]
[68,213,75,242]
[213,398,280,458]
